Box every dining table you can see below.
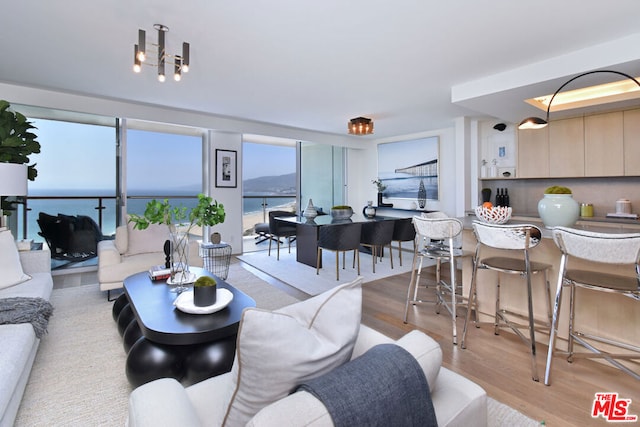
[278,213,410,268]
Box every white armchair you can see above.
[98,222,202,300]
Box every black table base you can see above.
[113,291,238,388]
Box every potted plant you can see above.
[0,100,41,216]
[128,193,226,285]
[193,275,217,306]
[537,185,579,228]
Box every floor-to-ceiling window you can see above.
[22,117,117,240]
[125,128,202,218]
[242,140,296,252]
[300,142,345,212]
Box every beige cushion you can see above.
[222,277,363,426]
[0,230,31,289]
[114,225,128,254]
[125,221,170,256]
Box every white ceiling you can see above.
[1,0,640,141]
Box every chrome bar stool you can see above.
[403,215,471,345]
[544,227,640,385]
[461,221,552,381]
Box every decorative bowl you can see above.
[330,207,353,220]
[474,206,512,224]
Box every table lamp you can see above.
[0,163,28,229]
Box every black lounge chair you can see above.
[37,212,107,262]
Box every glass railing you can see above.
[12,193,297,243]
[242,195,297,235]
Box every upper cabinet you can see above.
[515,107,640,179]
[549,117,584,177]
[585,111,623,176]
[517,127,548,178]
[623,109,640,176]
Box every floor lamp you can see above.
[0,163,28,232]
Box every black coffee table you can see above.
[114,267,255,387]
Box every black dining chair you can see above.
[360,220,395,273]
[391,217,416,267]
[316,222,362,280]
[267,210,297,260]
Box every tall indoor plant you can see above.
[0,100,41,218]
[128,193,225,286]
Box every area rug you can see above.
[238,247,423,296]
[15,262,536,426]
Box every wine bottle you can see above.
[504,189,510,207]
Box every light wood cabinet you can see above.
[517,127,549,178]
[585,111,623,176]
[549,117,584,177]
[623,109,640,176]
[512,107,640,180]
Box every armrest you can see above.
[98,239,121,268]
[128,378,202,427]
[19,248,52,274]
[351,324,394,359]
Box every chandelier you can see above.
[348,117,374,135]
[133,24,190,82]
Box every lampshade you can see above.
[348,117,374,135]
[518,70,640,130]
[0,163,28,196]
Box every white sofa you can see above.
[0,239,53,427]
[98,221,203,299]
[128,324,487,426]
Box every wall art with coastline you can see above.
[377,136,439,203]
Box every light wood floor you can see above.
[57,257,639,425]
[361,268,640,426]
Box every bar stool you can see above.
[316,222,363,281]
[544,227,640,385]
[461,221,552,381]
[360,220,395,273]
[403,215,471,344]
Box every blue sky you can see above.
[27,119,295,194]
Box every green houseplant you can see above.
[0,100,41,216]
[128,194,225,286]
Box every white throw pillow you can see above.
[222,277,363,427]
[0,230,31,289]
[125,220,170,256]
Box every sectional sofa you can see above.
[0,230,53,427]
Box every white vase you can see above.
[303,199,318,219]
[537,194,580,228]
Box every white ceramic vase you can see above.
[537,194,580,228]
[303,199,318,219]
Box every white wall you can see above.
[206,131,243,253]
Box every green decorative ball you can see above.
[194,276,216,287]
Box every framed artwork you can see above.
[377,136,439,201]
[215,149,237,188]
